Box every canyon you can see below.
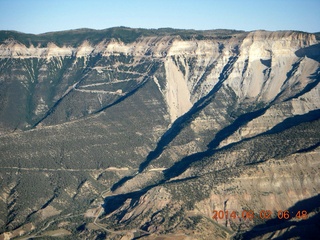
[0,27,319,239]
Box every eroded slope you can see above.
[0,28,319,239]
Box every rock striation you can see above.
[0,28,319,239]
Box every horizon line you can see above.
[1,26,319,36]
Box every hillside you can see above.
[0,28,319,240]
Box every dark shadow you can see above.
[93,76,149,115]
[163,149,215,180]
[164,110,320,181]
[138,56,238,173]
[275,57,303,97]
[161,74,319,184]
[110,55,239,192]
[284,67,320,102]
[33,56,160,129]
[132,233,151,240]
[25,188,59,223]
[234,194,320,240]
[95,233,107,240]
[110,175,135,192]
[260,59,271,68]
[109,57,237,191]
[264,109,320,135]
[102,116,320,234]
[295,142,320,154]
[192,62,217,95]
[163,108,319,181]
[76,223,86,232]
[102,194,132,216]
[32,83,76,128]
[207,107,268,149]
[107,49,320,210]
[225,109,320,156]
[102,181,165,216]
[285,58,302,80]
[110,54,318,193]
[295,43,320,62]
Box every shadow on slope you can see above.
[137,56,238,173]
[295,43,320,62]
[102,114,319,231]
[110,56,238,192]
[93,76,149,115]
[32,53,103,128]
[103,181,165,217]
[233,194,320,240]
[263,109,320,135]
[285,67,320,102]
[164,109,320,180]
[110,46,319,192]
[294,141,320,154]
[207,107,268,149]
[140,65,319,185]
[111,98,319,192]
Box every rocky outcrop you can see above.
[0,28,319,239]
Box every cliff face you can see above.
[0,30,317,128]
[0,28,319,239]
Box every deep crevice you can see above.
[110,55,239,192]
[104,115,320,228]
[207,107,269,149]
[138,56,238,173]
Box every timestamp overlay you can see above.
[212,209,308,221]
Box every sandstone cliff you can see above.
[0,28,319,239]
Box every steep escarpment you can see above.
[0,28,319,239]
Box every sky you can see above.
[0,0,319,34]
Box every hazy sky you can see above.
[0,0,319,34]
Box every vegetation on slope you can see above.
[0,27,246,46]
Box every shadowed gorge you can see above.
[0,28,319,240]
[235,194,320,240]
